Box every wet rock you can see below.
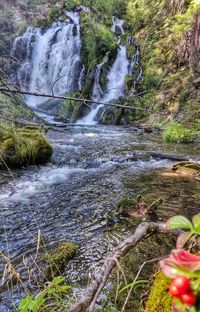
[44,241,78,278]
[172,161,200,179]
[149,152,189,162]
[192,76,200,85]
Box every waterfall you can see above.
[11,11,141,125]
[78,17,129,125]
[11,12,82,112]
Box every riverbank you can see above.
[1,124,200,310]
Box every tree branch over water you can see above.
[0,88,159,114]
[65,222,174,312]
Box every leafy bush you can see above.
[162,122,193,144]
[81,13,117,72]
[19,276,71,312]
[141,72,161,90]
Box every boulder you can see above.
[172,161,200,179]
[0,125,53,168]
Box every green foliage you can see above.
[167,214,200,248]
[126,0,162,32]
[141,72,161,90]
[0,124,52,167]
[64,0,125,20]
[0,92,35,121]
[59,92,80,121]
[119,280,148,294]
[146,272,172,312]
[19,276,71,312]
[81,13,117,72]
[48,8,61,23]
[162,122,193,144]
[44,242,78,277]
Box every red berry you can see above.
[169,284,182,298]
[173,276,191,293]
[181,292,197,306]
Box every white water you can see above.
[12,12,82,109]
[78,17,129,125]
[12,13,138,125]
[78,54,109,125]
[111,16,125,35]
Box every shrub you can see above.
[81,13,117,72]
[162,122,193,144]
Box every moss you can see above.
[0,124,53,167]
[59,92,80,121]
[146,272,172,312]
[0,93,35,122]
[45,242,78,277]
[162,122,193,144]
[80,12,117,73]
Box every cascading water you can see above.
[11,12,141,125]
[78,17,130,125]
[11,12,82,114]
[78,53,109,125]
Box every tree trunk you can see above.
[190,12,200,77]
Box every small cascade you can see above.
[111,16,125,35]
[11,12,82,111]
[78,53,110,125]
[78,65,86,91]
[129,46,143,88]
[78,17,129,125]
[104,46,129,102]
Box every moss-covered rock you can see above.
[59,92,81,122]
[146,272,172,312]
[171,161,200,179]
[44,242,78,277]
[0,92,36,123]
[0,124,53,167]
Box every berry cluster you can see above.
[168,276,197,306]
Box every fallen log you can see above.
[65,222,174,312]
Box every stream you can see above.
[1,124,200,311]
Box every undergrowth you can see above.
[162,122,193,144]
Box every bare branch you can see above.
[0,88,161,114]
[65,222,174,312]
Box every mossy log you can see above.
[0,124,53,168]
[172,161,200,172]
[172,161,200,179]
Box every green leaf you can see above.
[52,276,65,285]
[119,280,148,293]
[18,296,34,312]
[167,216,193,230]
[192,214,200,233]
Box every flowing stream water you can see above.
[1,125,200,311]
[4,10,200,311]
